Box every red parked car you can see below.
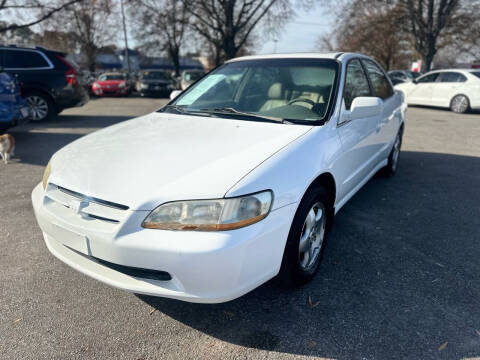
[92,72,130,96]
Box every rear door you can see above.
[361,59,400,159]
[432,72,468,107]
[407,72,440,105]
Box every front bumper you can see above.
[31,183,295,303]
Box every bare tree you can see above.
[319,0,413,70]
[398,0,461,71]
[130,0,190,76]
[184,0,292,64]
[0,0,83,33]
[47,0,116,71]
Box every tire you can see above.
[450,94,470,114]
[381,128,403,177]
[25,91,55,122]
[278,186,331,286]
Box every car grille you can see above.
[44,184,129,227]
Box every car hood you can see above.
[49,112,312,210]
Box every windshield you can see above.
[99,74,124,81]
[142,71,169,80]
[168,58,339,123]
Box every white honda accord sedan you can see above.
[394,69,480,113]
[32,53,405,303]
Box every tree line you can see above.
[320,0,480,71]
[1,0,479,73]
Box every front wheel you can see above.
[278,186,331,286]
[450,95,470,114]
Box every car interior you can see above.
[175,61,337,121]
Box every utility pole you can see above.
[120,0,131,75]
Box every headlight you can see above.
[92,82,100,89]
[42,161,51,190]
[142,190,273,231]
[118,82,126,88]
[140,83,149,89]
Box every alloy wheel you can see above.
[298,202,326,270]
[26,95,49,121]
[451,95,469,114]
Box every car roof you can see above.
[426,68,478,74]
[227,52,346,62]
[227,52,385,65]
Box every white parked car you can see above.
[395,69,480,113]
[32,53,405,303]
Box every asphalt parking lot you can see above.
[1,97,480,360]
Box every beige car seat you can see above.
[260,83,289,111]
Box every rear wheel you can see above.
[450,94,470,114]
[25,91,55,121]
[278,186,331,286]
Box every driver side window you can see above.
[417,73,439,83]
[343,59,371,110]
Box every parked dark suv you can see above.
[0,45,88,121]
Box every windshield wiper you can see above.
[200,107,285,123]
[161,105,212,117]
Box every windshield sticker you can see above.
[177,74,226,105]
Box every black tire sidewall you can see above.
[278,186,330,286]
[383,128,403,177]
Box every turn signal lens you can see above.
[42,161,51,190]
[142,191,273,231]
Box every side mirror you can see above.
[170,90,182,100]
[350,97,383,118]
[412,79,418,84]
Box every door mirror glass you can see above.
[170,90,182,100]
[350,97,383,118]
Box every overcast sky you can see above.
[258,5,333,54]
[120,4,334,55]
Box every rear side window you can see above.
[362,59,394,100]
[343,59,371,110]
[4,50,50,69]
[472,72,480,79]
[439,72,467,82]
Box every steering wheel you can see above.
[287,98,316,108]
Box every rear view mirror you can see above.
[350,97,383,118]
[170,90,182,100]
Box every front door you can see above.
[334,59,382,203]
[407,72,440,105]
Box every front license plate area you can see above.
[50,223,89,255]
